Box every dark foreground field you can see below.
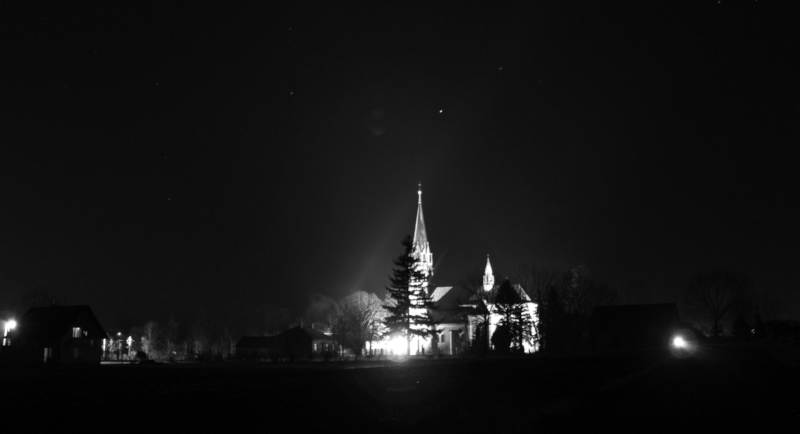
[3,342,798,431]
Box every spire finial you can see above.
[418,182,422,203]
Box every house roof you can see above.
[590,303,680,332]
[15,305,107,342]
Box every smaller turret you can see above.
[483,255,495,291]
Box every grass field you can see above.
[3,341,798,431]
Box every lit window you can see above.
[44,347,53,362]
[72,327,81,338]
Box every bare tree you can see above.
[345,291,385,359]
[558,265,618,343]
[325,291,386,359]
[685,269,753,338]
[141,320,159,359]
[163,314,179,361]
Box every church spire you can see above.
[412,185,433,279]
[483,254,495,291]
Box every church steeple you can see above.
[412,185,433,279]
[483,254,495,291]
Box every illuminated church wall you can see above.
[368,188,539,356]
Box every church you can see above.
[380,188,539,355]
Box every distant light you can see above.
[672,336,686,348]
[439,110,443,113]
[117,332,121,336]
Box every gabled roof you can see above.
[483,284,533,304]
[429,286,489,323]
[430,286,452,303]
[15,305,107,342]
[590,303,680,332]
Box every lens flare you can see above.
[670,329,698,358]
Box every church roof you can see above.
[413,188,428,253]
[429,286,489,323]
[484,284,533,304]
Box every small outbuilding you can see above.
[589,303,681,352]
[6,305,108,364]
[236,324,335,361]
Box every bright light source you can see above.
[6,320,16,330]
[388,336,407,356]
[672,336,686,348]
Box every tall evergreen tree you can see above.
[418,285,442,355]
[383,235,430,355]
[493,279,533,353]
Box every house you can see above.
[589,303,681,351]
[235,324,335,361]
[5,305,108,364]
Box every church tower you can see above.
[412,186,434,281]
[483,254,495,291]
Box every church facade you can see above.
[383,188,539,355]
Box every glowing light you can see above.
[672,336,686,348]
[388,336,408,356]
[6,320,16,330]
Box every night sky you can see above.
[2,3,798,329]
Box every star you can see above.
[439,110,443,113]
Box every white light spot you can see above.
[289,91,293,95]
[499,66,503,70]
[439,110,443,113]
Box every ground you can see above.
[2,341,798,431]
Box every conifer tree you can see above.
[418,285,442,355]
[493,279,533,353]
[383,235,430,355]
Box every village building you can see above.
[375,188,539,355]
[3,305,107,364]
[235,323,335,361]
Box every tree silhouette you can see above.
[493,279,533,353]
[383,235,429,356]
[685,270,753,339]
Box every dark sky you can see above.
[2,2,799,329]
